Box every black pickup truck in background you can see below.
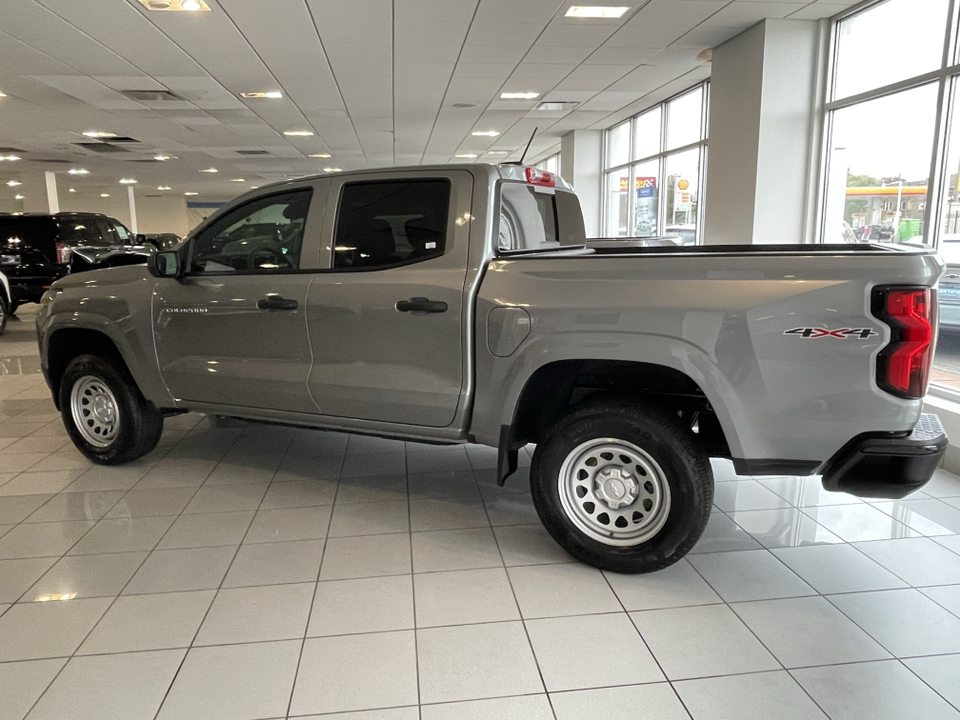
[0,212,157,314]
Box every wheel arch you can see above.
[46,328,127,409]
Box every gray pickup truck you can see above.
[35,164,948,573]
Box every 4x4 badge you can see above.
[784,327,878,339]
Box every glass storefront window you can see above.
[634,107,662,161]
[664,150,701,241]
[605,168,631,238]
[833,0,949,101]
[631,160,659,237]
[665,87,703,151]
[606,122,630,168]
[823,82,938,245]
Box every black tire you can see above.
[59,353,163,465]
[7,300,18,316]
[530,400,713,574]
[0,294,7,336]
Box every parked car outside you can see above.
[664,224,697,244]
[938,234,960,330]
[0,212,156,314]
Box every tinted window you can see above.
[93,218,121,246]
[333,180,450,270]
[0,217,57,249]
[190,190,312,274]
[58,216,104,245]
[499,184,585,252]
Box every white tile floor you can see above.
[1,307,960,719]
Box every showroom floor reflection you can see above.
[1,307,960,720]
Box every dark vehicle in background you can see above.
[141,233,182,250]
[0,212,156,314]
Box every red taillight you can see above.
[55,242,72,265]
[526,167,555,187]
[874,288,935,398]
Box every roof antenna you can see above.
[518,127,538,165]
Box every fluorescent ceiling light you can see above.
[99,193,110,197]
[184,191,198,195]
[14,194,24,200]
[153,155,171,161]
[486,151,509,155]
[229,178,246,182]
[119,178,137,184]
[200,167,218,173]
[82,131,117,138]
[157,185,172,190]
[284,130,314,137]
[565,5,630,18]
[455,153,478,158]
[500,92,540,100]
[68,168,89,175]
[322,167,343,172]
[0,155,21,161]
[471,131,500,137]
[250,185,259,189]
[68,188,76,192]
[6,180,21,187]
[240,91,282,99]
[0,92,6,98]
[309,153,331,158]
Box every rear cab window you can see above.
[498,183,586,253]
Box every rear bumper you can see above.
[820,413,947,499]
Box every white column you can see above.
[44,171,59,213]
[560,130,602,238]
[127,185,138,234]
[703,19,821,245]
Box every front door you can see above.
[154,187,322,414]
[306,172,472,427]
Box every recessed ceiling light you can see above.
[82,131,117,138]
[13,194,24,200]
[500,92,540,100]
[284,130,314,137]
[138,0,210,10]
[68,168,89,175]
[99,193,110,197]
[200,167,218,173]
[565,5,630,18]
[229,178,246,182]
[472,131,500,137]
[452,103,477,109]
[0,155,21,161]
[6,180,21,187]
[322,167,343,172]
[157,186,172,190]
[68,188,76,193]
[119,178,137,184]
[184,191,198,195]
[309,153,331,158]
[535,101,581,111]
[486,151,509,155]
[240,91,282,99]
[153,155,171,161]
[250,185,259,189]
[455,153,478,158]
[0,92,7,98]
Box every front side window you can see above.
[333,180,450,270]
[190,190,312,274]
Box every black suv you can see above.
[0,212,155,314]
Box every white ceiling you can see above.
[0,0,859,199]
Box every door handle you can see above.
[396,297,447,314]
[257,295,298,311]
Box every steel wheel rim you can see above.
[558,437,671,547]
[70,375,120,448]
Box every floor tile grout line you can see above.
[896,656,960,714]
[283,438,343,719]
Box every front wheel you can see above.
[531,400,713,573]
[59,354,164,465]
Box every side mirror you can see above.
[136,233,147,244]
[149,250,181,278]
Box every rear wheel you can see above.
[531,400,713,573]
[59,354,163,465]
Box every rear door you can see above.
[305,170,472,427]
